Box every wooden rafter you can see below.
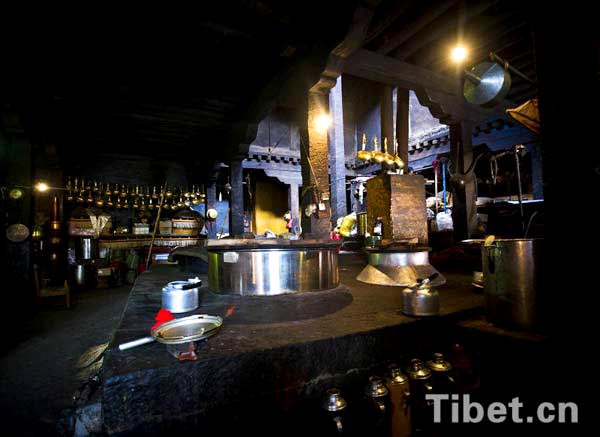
[390,0,498,60]
[375,0,458,55]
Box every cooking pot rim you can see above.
[487,237,543,242]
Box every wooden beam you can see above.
[411,9,518,68]
[365,0,416,43]
[310,2,380,94]
[429,21,529,72]
[391,0,499,60]
[346,48,459,95]
[344,49,512,123]
[376,0,458,55]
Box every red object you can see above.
[151,308,175,331]
[138,263,147,274]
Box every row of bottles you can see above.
[321,352,468,436]
[64,177,206,211]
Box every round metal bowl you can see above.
[208,247,339,296]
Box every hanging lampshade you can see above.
[506,98,540,134]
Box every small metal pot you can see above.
[161,278,201,313]
[401,280,439,317]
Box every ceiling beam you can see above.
[364,0,416,43]
[343,48,511,123]
[429,21,529,72]
[390,0,498,60]
[375,0,458,55]
[310,2,380,94]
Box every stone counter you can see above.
[101,253,484,435]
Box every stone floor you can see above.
[0,286,130,436]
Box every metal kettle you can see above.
[401,273,439,317]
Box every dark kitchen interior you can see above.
[0,1,595,436]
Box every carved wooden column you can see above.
[395,87,410,167]
[449,121,477,240]
[288,183,299,220]
[229,158,244,237]
[299,91,331,238]
[328,77,347,223]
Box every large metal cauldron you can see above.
[208,248,339,296]
[482,238,543,329]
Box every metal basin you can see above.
[357,249,445,287]
[208,248,339,296]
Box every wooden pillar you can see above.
[300,91,331,238]
[395,87,410,167]
[288,183,299,220]
[381,85,394,147]
[205,179,218,239]
[449,121,477,240]
[229,158,244,237]
[328,77,347,223]
[530,143,544,200]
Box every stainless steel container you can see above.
[357,249,445,287]
[75,237,98,260]
[402,284,439,316]
[357,212,367,236]
[482,238,543,329]
[208,248,339,296]
[161,279,201,313]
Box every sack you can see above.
[436,211,453,231]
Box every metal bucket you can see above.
[482,238,543,329]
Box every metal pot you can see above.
[401,274,440,317]
[482,238,543,329]
[161,278,201,313]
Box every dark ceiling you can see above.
[1,1,355,172]
[365,0,538,104]
[3,0,541,177]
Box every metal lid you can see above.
[151,314,222,344]
[323,388,347,412]
[386,364,409,385]
[365,376,389,398]
[406,359,432,380]
[163,278,201,292]
[426,353,453,373]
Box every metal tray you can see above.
[151,314,222,344]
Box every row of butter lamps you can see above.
[357,134,405,170]
[64,177,206,211]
